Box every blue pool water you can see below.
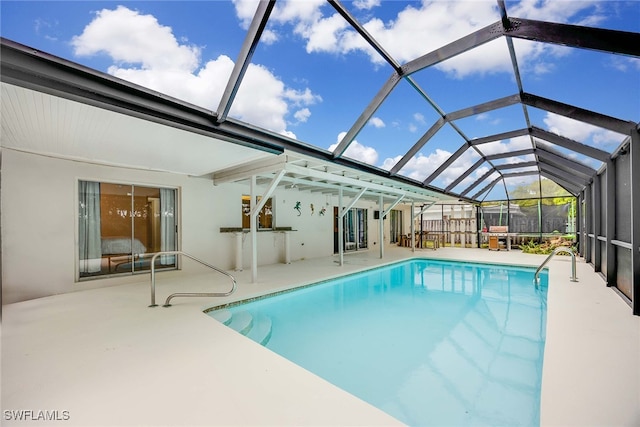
[208,259,548,426]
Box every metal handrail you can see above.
[534,246,578,285]
[148,251,236,307]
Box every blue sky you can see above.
[2,0,639,200]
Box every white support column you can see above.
[283,231,291,264]
[338,187,344,266]
[250,175,258,283]
[234,232,243,271]
[460,218,466,248]
[411,201,415,253]
[470,218,477,247]
[450,206,455,247]
[337,186,344,267]
[250,169,286,283]
[379,194,384,259]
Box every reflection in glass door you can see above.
[78,181,177,278]
[390,209,403,244]
[342,208,367,252]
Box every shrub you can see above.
[521,236,575,255]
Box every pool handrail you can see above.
[534,246,578,285]
[148,251,236,307]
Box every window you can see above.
[241,195,273,229]
[78,181,177,278]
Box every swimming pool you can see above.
[208,259,548,426]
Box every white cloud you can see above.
[294,108,311,123]
[369,117,385,128]
[449,165,492,193]
[381,155,402,171]
[354,0,381,11]
[271,0,325,24]
[477,135,532,156]
[71,6,320,137]
[329,132,378,165]
[543,112,623,147]
[304,13,351,54]
[383,148,452,182]
[72,6,201,71]
[436,148,482,186]
[284,87,322,106]
[413,113,426,124]
[231,0,260,29]
[266,0,604,78]
[260,29,279,45]
[508,0,602,25]
[608,56,640,73]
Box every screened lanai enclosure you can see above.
[1,0,639,313]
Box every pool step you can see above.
[209,309,272,346]
[227,310,253,335]
[246,314,272,346]
[208,309,232,325]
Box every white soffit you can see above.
[0,83,274,175]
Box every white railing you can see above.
[534,246,578,285]
[148,251,236,307]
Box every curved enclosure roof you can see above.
[2,0,639,202]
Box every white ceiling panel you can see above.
[1,83,274,176]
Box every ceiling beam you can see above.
[502,170,539,179]
[423,143,471,185]
[459,169,497,197]
[504,17,640,58]
[469,128,529,146]
[331,72,402,158]
[472,176,502,200]
[484,148,534,161]
[534,147,597,179]
[444,158,485,192]
[216,0,275,123]
[446,94,521,121]
[531,126,610,162]
[213,155,287,184]
[522,94,636,135]
[538,158,592,183]
[401,21,503,75]
[539,170,581,195]
[250,169,285,218]
[340,187,369,217]
[539,163,589,187]
[390,117,445,175]
[495,161,538,170]
[328,0,401,72]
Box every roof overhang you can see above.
[213,152,456,204]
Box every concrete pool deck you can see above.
[2,247,639,426]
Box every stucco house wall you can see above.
[2,149,404,304]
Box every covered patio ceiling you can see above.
[212,151,453,204]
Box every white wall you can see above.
[4,150,403,303]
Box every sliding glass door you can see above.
[390,209,403,244]
[343,208,368,251]
[78,181,177,278]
